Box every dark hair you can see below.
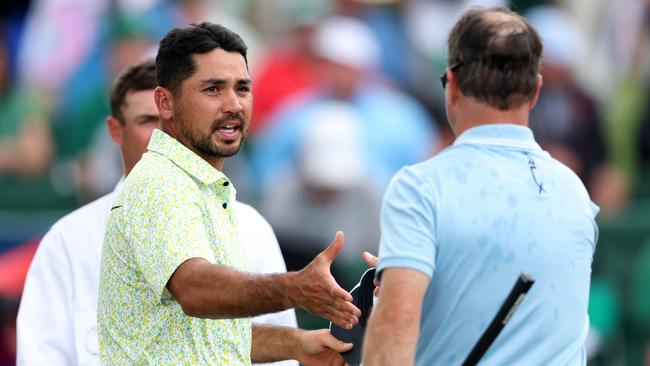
[447,7,543,110]
[156,22,248,94]
[110,59,157,124]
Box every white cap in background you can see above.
[312,15,381,70]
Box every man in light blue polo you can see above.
[363,6,599,366]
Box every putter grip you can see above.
[461,273,535,366]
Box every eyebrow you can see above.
[199,78,252,87]
[135,114,160,123]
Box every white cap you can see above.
[526,6,586,69]
[299,101,368,189]
[312,15,381,70]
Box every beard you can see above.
[174,111,247,158]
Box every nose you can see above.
[221,89,244,114]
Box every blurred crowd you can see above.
[0,0,649,365]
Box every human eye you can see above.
[204,85,220,94]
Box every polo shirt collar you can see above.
[147,129,227,186]
[453,123,541,151]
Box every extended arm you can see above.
[362,268,430,365]
[168,232,360,329]
[251,325,352,365]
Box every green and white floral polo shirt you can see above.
[98,129,251,365]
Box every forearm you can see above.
[362,303,421,365]
[169,258,299,318]
[362,268,429,365]
[250,324,301,363]
[169,232,360,329]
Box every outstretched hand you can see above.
[362,251,380,297]
[293,231,361,329]
[296,329,353,366]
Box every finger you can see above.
[330,284,353,302]
[338,300,361,318]
[319,231,345,263]
[362,251,378,267]
[328,307,359,328]
[328,296,361,317]
[330,313,355,329]
[319,330,354,353]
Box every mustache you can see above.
[212,113,244,130]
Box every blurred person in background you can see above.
[248,2,325,134]
[363,7,599,365]
[0,29,56,210]
[526,5,629,217]
[53,14,155,200]
[17,59,298,366]
[252,15,437,195]
[260,101,381,289]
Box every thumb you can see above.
[320,330,354,353]
[320,231,345,263]
[362,251,378,267]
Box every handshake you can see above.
[286,232,379,330]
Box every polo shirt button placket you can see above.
[221,181,230,209]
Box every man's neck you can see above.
[452,98,530,137]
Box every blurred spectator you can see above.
[334,0,416,89]
[0,35,51,177]
[0,33,60,210]
[260,102,381,281]
[252,15,437,194]
[16,0,160,93]
[250,15,321,133]
[564,0,649,100]
[526,5,629,216]
[54,14,156,200]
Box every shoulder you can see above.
[391,147,466,186]
[49,193,115,241]
[233,201,269,227]
[116,152,201,207]
[35,192,114,258]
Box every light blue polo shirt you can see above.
[377,124,599,366]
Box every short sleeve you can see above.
[121,185,215,302]
[377,166,437,279]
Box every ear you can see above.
[447,69,460,106]
[528,74,543,110]
[154,86,174,121]
[107,116,124,146]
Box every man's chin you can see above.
[213,140,242,158]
